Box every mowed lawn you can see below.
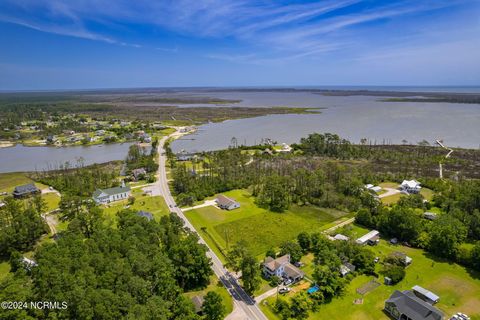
[103,191,170,223]
[184,189,353,260]
[262,225,480,320]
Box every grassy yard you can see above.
[262,229,480,320]
[0,172,35,193]
[0,260,11,282]
[184,189,353,262]
[102,194,170,223]
[183,276,233,315]
[381,193,403,205]
[41,193,61,211]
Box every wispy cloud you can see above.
[0,0,475,63]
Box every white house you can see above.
[400,180,421,194]
[263,254,305,283]
[277,143,293,153]
[92,183,131,204]
[365,184,382,193]
[215,195,240,210]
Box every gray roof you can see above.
[413,285,440,303]
[216,195,239,207]
[191,295,204,313]
[386,290,444,320]
[136,211,153,221]
[13,183,40,195]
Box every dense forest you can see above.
[0,211,213,319]
[0,196,48,258]
[33,162,121,197]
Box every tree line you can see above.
[0,210,216,319]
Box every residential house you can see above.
[278,143,292,153]
[132,168,147,181]
[215,195,240,210]
[391,251,413,266]
[96,130,106,136]
[340,262,356,277]
[385,290,444,320]
[365,184,382,193]
[13,183,40,199]
[263,254,305,283]
[46,135,58,144]
[356,230,380,246]
[401,180,422,194]
[136,211,153,221]
[92,183,131,204]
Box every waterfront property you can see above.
[13,183,40,198]
[263,254,305,283]
[401,180,422,194]
[132,168,147,181]
[92,183,131,204]
[385,289,444,320]
[215,195,240,210]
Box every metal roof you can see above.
[413,285,440,302]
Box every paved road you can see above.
[156,130,268,320]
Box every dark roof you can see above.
[13,183,40,195]
[386,290,444,320]
[136,211,153,221]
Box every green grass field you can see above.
[184,190,353,262]
[102,194,170,223]
[381,193,403,205]
[262,225,480,320]
[0,172,34,193]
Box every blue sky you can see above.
[0,0,479,90]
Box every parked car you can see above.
[374,257,380,263]
[390,238,398,244]
[279,287,291,294]
[283,279,292,286]
[457,313,470,320]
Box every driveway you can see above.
[379,187,401,198]
[182,199,217,212]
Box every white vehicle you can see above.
[457,313,470,320]
[283,279,292,286]
[279,287,291,294]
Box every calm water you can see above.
[0,143,133,173]
[172,91,480,152]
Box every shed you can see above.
[333,234,350,241]
[356,230,380,245]
[412,285,440,305]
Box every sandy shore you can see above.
[0,141,14,148]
